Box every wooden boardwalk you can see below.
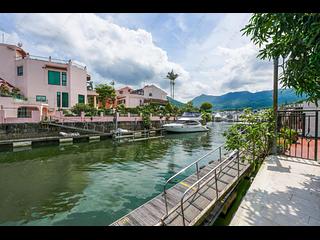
[110,152,251,226]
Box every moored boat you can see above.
[163,119,208,133]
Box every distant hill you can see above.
[191,89,307,110]
[167,96,185,108]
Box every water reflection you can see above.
[0,122,232,225]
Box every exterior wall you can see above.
[23,59,68,109]
[127,95,144,108]
[13,58,28,96]
[69,64,88,107]
[0,44,17,87]
[0,96,47,123]
[143,85,167,100]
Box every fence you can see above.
[277,110,319,161]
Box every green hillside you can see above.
[191,89,306,110]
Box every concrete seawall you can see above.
[0,120,172,141]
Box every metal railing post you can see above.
[315,111,318,161]
[181,201,186,226]
[214,169,219,199]
[164,191,168,215]
[237,150,240,178]
[196,162,199,180]
[219,147,222,162]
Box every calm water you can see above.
[0,122,232,226]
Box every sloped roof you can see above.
[143,84,167,95]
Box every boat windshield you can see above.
[184,120,200,125]
[175,120,186,124]
[181,112,201,117]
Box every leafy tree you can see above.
[11,87,21,96]
[200,102,213,112]
[201,112,212,125]
[166,69,179,99]
[116,103,127,114]
[242,13,320,103]
[181,101,199,113]
[137,105,152,129]
[95,84,116,109]
[223,108,275,172]
[0,83,10,95]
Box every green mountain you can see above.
[167,96,185,108]
[191,89,306,110]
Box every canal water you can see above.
[0,122,233,226]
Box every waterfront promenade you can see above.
[230,155,320,226]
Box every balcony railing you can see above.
[13,97,48,105]
[15,55,86,70]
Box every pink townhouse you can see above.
[116,84,168,108]
[0,43,91,122]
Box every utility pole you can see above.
[272,57,279,154]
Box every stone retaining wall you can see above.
[0,120,172,140]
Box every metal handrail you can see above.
[179,150,241,225]
[160,149,241,225]
[162,144,224,214]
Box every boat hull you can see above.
[163,124,208,133]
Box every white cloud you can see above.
[11,13,189,92]
[174,13,274,101]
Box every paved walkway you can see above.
[230,155,320,226]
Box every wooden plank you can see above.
[163,211,191,226]
[129,209,157,226]
[186,193,212,211]
[177,202,202,223]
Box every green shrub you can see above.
[278,127,298,152]
[223,108,275,172]
[71,103,97,116]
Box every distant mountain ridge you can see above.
[191,89,306,110]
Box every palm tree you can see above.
[166,70,179,99]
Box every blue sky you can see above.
[0,13,273,102]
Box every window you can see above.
[149,93,152,97]
[57,92,61,107]
[61,72,67,86]
[17,107,32,118]
[17,66,23,76]
[48,70,60,85]
[119,91,123,94]
[62,92,69,108]
[36,95,46,102]
[78,94,85,104]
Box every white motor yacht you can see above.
[163,112,209,133]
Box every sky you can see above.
[0,13,274,102]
